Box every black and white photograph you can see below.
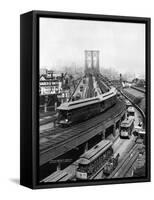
[38,14,150,185]
[1,0,154,197]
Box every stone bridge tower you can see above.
[85,50,100,74]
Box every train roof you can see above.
[57,97,100,111]
[134,126,142,131]
[78,140,113,165]
[127,106,135,112]
[57,87,117,111]
[120,118,134,127]
[139,130,145,134]
[125,100,132,105]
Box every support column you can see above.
[61,97,64,104]
[85,50,89,74]
[96,51,99,73]
[101,130,105,140]
[142,120,145,129]
[44,103,47,113]
[122,112,126,121]
[44,96,48,113]
[113,124,116,137]
[53,119,56,128]
[55,102,57,111]
[125,111,127,119]
[56,162,61,171]
[117,120,121,136]
[119,119,121,128]
[84,142,88,153]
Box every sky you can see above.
[40,17,145,78]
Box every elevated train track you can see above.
[41,136,138,182]
[102,76,145,124]
[120,90,145,125]
[40,99,126,166]
[40,75,144,167]
[69,77,83,101]
[131,86,145,93]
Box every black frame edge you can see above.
[20,11,33,189]
[145,18,151,182]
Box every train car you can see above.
[120,118,134,139]
[127,106,135,120]
[57,87,117,126]
[76,140,113,180]
[133,125,142,136]
[135,130,146,145]
[125,100,132,108]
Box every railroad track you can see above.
[90,158,110,180]
[41,86,145,180]
[98,74,112,88]
[119,151,139,178]
[108,144,139,179]
[87,74,94,98]
[40,116,57,126]
[42,139,117,183]
[131,86,145,93]
[41,135,124,182]
[90,136,137,180]
[40,100,126,165]
[40,99,126,151]
[120,90,145,121]
[69,77,83,101]
[40,102,126,155]
[40,87,144,167]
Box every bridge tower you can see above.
[85,50,100,74]
[120,73,123,89]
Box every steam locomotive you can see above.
[57,87,117,126]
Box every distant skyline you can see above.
[40,17,145,79]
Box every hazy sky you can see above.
[40,17,145,77]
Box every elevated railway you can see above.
[41,135,138,182]
[40,99,126,166]
[69,77,83,101]
[131,86,145,93]
[121,90,145,127]
[123,88,145,99]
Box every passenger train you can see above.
[120,118,134,139]
[57,87,117,126]
[127,106,135,121]
[76,140,113,180]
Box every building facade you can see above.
[40,70,63,95]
